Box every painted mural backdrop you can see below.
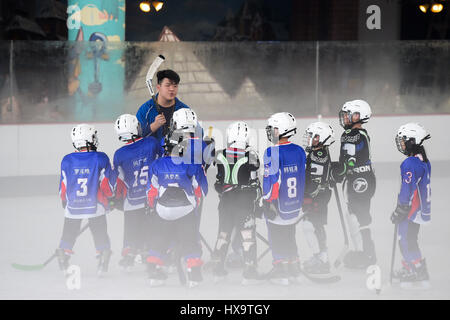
[67,0,125,121]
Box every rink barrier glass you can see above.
[0,41,448,124]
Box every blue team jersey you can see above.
[263,142,306,222]
[113,136,161,211]
[59,151,116,219]
[398,155,431,224]
[147,155,208,220]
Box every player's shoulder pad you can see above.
[400,156,420,171]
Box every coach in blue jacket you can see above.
[136,69,190,141]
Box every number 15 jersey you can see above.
[113,136,161,211]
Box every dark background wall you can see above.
[0,0,449,41]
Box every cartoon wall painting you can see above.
[68,0,125,121]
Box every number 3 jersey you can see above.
[113,136,161,211]
[263,142,306,225]
[59,151,116,219]
[398,155,431,224]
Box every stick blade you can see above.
[145,55,165,81]
[11,262,45,271]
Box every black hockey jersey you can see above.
[334,128,375,188]
[214,147,260,194]
[304,147,332,199]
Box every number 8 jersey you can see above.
[263,142,307,224]
[59,150,116,219]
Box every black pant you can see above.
[123,207,149,252]
[266,220,298,262]
[346,173,376,227]
[59,215,110,252]
[147,211,202,263]
[213,190,257,267]
[305,189,332,252]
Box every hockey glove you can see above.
[263,201,278,221]
[391,203,410,224]
[330,161,345,184]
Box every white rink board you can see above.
[0,114,449,177]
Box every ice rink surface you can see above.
[1,162,449,300]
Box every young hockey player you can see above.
[331,99,377,269]
[301,121,335,275]
[145,113,208,288]
[57,124,115,276]
[259,112,307,285]
[159,108,211,272]
[113,114,161,271]
[211,121,264,285]
[391,122,431,288]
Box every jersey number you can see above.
[310,163,324,176]
[76,178,88,196]
[133,166,149,187]
[287,177,297,198]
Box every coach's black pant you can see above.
[59,214,110,252]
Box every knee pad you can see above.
[302,220,320,254]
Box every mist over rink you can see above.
[1,116,449,300]
[1,40,449,300]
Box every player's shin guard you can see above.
[212,232,229,279]
[186,258,203,288]
[97,249,112,276]
[302,220,320,255]
[361,227,376,263]
[348,214,363,251]
[55,248,72,273]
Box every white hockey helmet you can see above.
[115,114,141,141]
[395,122,430,155]
[339,99,372,129]
[226,121,250,150]
[71,123,98,150]
[266,112,297,143]
[170,108,198,134]
[303,121,335,152]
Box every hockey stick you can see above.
[145,54,165,114]
[332,183,350,270]
[389,223,399,285]
[11,222,90,271]
[256,232,271,262]
[200,232,214,255]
